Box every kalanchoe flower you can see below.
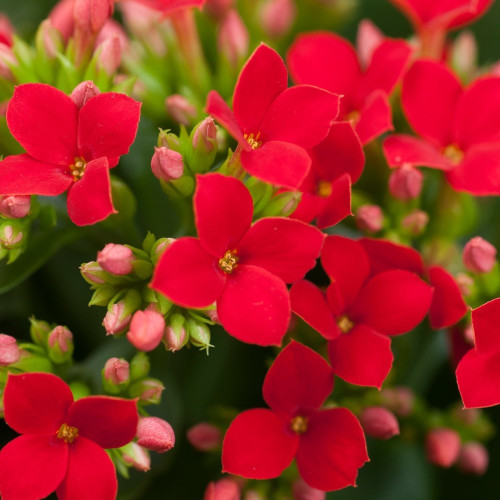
[0,334,21,366]
[206,44,341,189]
[103,301,132,335]
[462,236,497,273]
[103,357,130,385]
[0,83,141,226]
[0,195,31,219]
[356,204,384,233]
[151,147,184,182]
[136,416,175,453]
[187,422,222,451]
[222,341,368,491]
[0,372,138,499]
[166,94,197,125]
[458,442,489,475]
[360,407,400,440]
[388,163,423,200]
[151,173,324,346]
[97,243,134,275]
[425,427,461,468]
[127,309,165,351]
[48,326,74,364]
[217,9,249,68]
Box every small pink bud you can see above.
[455,272,474,297]
[80,261,106,285]
[389,164,423,200]
[0,14,15,47]
[218,10,249,68]
[205,0,234,19]
[292,477,325,500]
[95,19,129,52]
[426,428,461,468]
[136,379,164,403]
[187,423,222,451]
[103,302,132,335]
[165,94,197,126]
[48,326,73,353]
[380,386,415,417]
[127,310,165,351]
[401,209,429,236]
[96,34,122,76]
[151,147,184,182]
[122,442,151,472]
[0,334,20,366]
[97,243,134,275]
[137,417,175,453]
[458,442,489,475]
[49,0,75,41]
[36,19,64,60]
[360,406,400,440]
[260,0,296,39]
[0,224,23,249]
[204,478,240,500]
[0,195,31,219]
[463,322,475,345]
[356,204,384,233]
[163,325,187,352]
[153,237,175,258]
[74,0,113,35]
[0,43,16,81]
[193,117,217,153]
[243,492,264,500]
[451,30,477,80]
[104,357,130,385]
[356,19,384,69]
[463,236,497,273]
[71,81,101,108]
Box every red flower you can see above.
[0,83,141,225]
[151,173,324,346]
[0,372,138,499]
[290,236,433,388]
[287,31,412,144]
[206,44,341,189]
[222,341,368,491]
[384,60,500,195]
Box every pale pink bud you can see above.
[0,195,31,219]
[260,0,296,39]
[463,236,497,273]
[455,272,474,297]
[380,386,415,417]
[97,243,134,275]
[463,322,475,345]
[401,209,429,236]
[48,326,73,353]
[205,0,234,19]
[80,261,106,285]
[187,423,222,451]
[127,310,165,352]
[0,14,15,47]
[49,0,76,41]
[165,94,197,126]
[426,428,461,468]
[96,34,122,75]
[95,19,129,53]
[74,0,113,35]
[0,43,16,81]
[103,302,132,335]
[243,492,264,500]
[0,224,23,249]
[137,417,175,453]
[193,117,217,153]
[104,357,130,384]
[389,164,423,200]
[360,406,400,440]
[137,379,164,403]
[151,147,184,182]
[204,478,240,500]
[122,442,151,471]
[0,334,20,366]
[458,442,489,475]
[163,325,187,352]
[218,10,249,68]
[292,477,325,500]
[356,204,384,233]
[356,19,384,69]
[451,31,477,80]
[71,81,101,108]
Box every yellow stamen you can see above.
[346,110,361,125]
[443,144,464,164]
[56,423,79,444]
[244,132,262,150]
[317,180,333,198]
[290,415,308,434]
[219,250,239,274]
[69,157,87,181]
[337,314,354,334]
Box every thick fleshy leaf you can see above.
[233,44,288,134]
[349,270,433,335]
[194,173,253,258]
[151,237,225,308]
[0,434,68,500]
[355,90,393,144]
[56,437,117,500]
[290,280,339,340]
[238,217,324,283]
[240,140,311,189]
[428,266,467,329]
[67,396,137,449]
[259,85,340,148]
[316,174,353,229]
[296,408,368,491]
[66,157,115,226]
[263,341,334,417]
[6,83,78,165]
[328,325,394,388]
[4,373,73,435]
[217,265,290,346]
[78,92,141,165]
[0,154,72,196]
[402,60,462,146]
[222,409,298,479]
[206,90,247,146]
[471,298,500,354]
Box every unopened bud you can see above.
[151,147,184,182]
[164,325,188,352]
[401,209,429,236]
[261,191,301,217]
[103,357,130,386]
[103,301,132,335]
[74,0,113,36]
[98,243,134,275]
[458,442,488,475]
[47,326,74,364]
[0,14,14,47]
[127,310,165,351]
[455,272,474,297]
[158,129,181,151]
[360,406,400,440]
[29,317,51,345]
[0,223,23,249]
[137,417,175,453]
[292,477,325,500]
[49,0,75,42]
[463,236,497,273]
[165,94,197,126]
[0,334,20,366]
[187,319,212,353]
[130,351,150,381]
[80,261,106,285]
[129,378,164,404]
[0,43,16,81]
[121,442,151,472]
[36,19,64,59]
[356,19,384,69]
[193,117,217,153]
[205,0,234,19]
[356,204,384,233]
[151,237,174,264]
[451,31,477,82]
[0,195,31,219]
[204,478,240,500]
[260,0,296,39]
[96,34,122,75]
[218,10,249,68]
[187,423,222,451]
[425,428,461,468]
[389,164,423,201]
[380,386,415,417]
[71,81,100,108]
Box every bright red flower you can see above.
[0,372,138,499]
[384,61,500,195]
[222,341,368,491]
[151,173,324,346]
[0,83,141,225]
[287,31,413,144]
[290,236,433,388]
[206,44,341,189]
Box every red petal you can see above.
[350,270,433,335]
[428,266,467,329]
[233,44,288,134]
[194,173,253,258]
[402,60,462,147]
[0,435,68,500]
[328,325,394,388]
[290,280,340,340]
[0,154,72,196]
[291,192,326,224]
[217,265,290,346]
[56,436,117,500]
[151,237,225,308]
[296,408,368,491]
[238,217,324,283]
[4,372,73,435]
[355,90,393,145]
[471,298,500,354]
[259,85,340,148]
[78,92,141,164]
[447,0,493,29]
[66,157,115,226]
[263,340,334,417]
[222,409,298,479]
[316,174,353,228]
[240,140,311,189]
[6,83,78,165]
[67,396,137,449]
[206,90,246,146]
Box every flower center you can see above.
[290,415,308,434]
[443,144,463,164]
[317,180,333,198]
[346,110,361,125]
[244,132,262,150]
[56,423,79,443]
[69,157,87,181]
[337,314,354,334]
[219,250,239,274]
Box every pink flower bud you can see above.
[356,19,384,69]
[0,195,31,219]
[48,326,73,353]
[401,209,429,236]
[103,302,132,335]
[163,325,187,352]
[463,236,497,273]
[80,261,106,285]
[389,164,423,200]
[104,357,130,385]
[0,224,23,249]
[458,442,489,475]
[205,0,234,19]
[260,0,296,39]
[74,0,113,35]
[356,204,384,233]
[193,117,217,153]
[380,386,415,417]
[136,379,164,403]
[455,272,474,297]
[463,322,475,345]
[218,10,249,68]
[243,492,264,500]
[96,34,122,76]
[165,94,197,126]
[0,43,16,81]
[187,423,222,451]
[122,442,151,472]
[127,310,165,351]
[0,334,20,366]
[360,406,400,440]
[426,428,461,468]
[97,243,134,275]
[0,14,15,47]
[204,478,240,500]
[151,147,184,182]
[36,19,64,60]
[49,0,75,41]
[95,19,129,52]
[71,81,101,109]
[292,477,325,500]
[137,417,175,453]
[451,31,477,80]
